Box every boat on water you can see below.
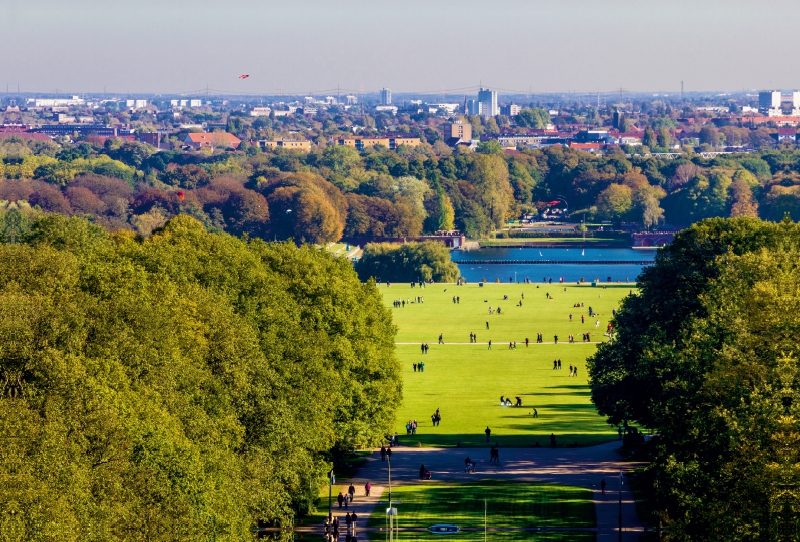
[429,524,460,534]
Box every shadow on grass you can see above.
[395,433,616,448]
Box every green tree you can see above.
[0,214,401,540]
[595,183,633,222]
[466,154,513,229]
[514,108,550,129]
[588,217,800,539]
[355,241,459,282]
[642,127,657,149]
[656,127,671,148]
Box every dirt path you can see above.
[336,441,646,541]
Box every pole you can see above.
[484,499,487,542]
[618,470,623,542]
[388,456,393,542]
[328,469,334,520]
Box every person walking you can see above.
[488,340,492,350]
[380,445,386,461]
[438,333,443,345]
[365,481,371,497]
[348,483,355,503]
[337,492,344,509]
[533,408,538,418]
[550,433,557,448]
[351,512,358,531]
[485,426,491,442]
[345,513,352,534]
[600,479,606,494]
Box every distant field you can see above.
[382,283,631,447]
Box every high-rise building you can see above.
[759,90,782,113]
[380,88,392,105]
[346,94,358,105]
[467,99,481,116]
[477,88,499,117]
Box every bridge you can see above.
[457,259,653,265]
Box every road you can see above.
[331,440,647,541]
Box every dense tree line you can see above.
[588,217,800,540]
[6,136,800,242]
[0,213,401,540]
[355,241,460,282]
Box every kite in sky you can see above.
[239,74,250,79]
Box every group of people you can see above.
[380,445,393,460]
[336,484,358,510]
[430,408,441,426]
[499,395,522,407]
[405,420,418,435]
[489,446,500,463]
[325,514,359,541]
[568,364,579,377]
[419,343,429,354]
[469,332,478,343]
[451,295,460,304]
[412,361,426,371]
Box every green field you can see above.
[383,283,631,446]
[356,532,595,542]
[363,482,596,542]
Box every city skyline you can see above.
[2,1,800,95]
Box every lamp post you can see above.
[618,469,623,542]
[328,468,335,520]
[387,455,394,542]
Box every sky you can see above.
[2,0,800,96]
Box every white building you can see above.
[126,99,148,109]
[250,107,272,117]
[375,105,398,115]
[346,94,358,105]
[380,88,392,106]
[189,99,202,108]
[759,90,782,115]
[477,88,499,117]
[30,96,85,107]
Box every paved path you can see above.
[335,441,646,541]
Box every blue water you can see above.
[451,247,657,283]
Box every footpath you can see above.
[331,440,646,541]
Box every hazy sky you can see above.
[2,0,799,96]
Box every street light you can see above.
[328,468,335,520]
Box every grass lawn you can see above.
[362,481,596,541]
[356,532,595,542]
[383,284,631,447]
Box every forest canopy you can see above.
[588,217,800,539]
[0,214,401,541]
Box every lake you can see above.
[451,247,657,283]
